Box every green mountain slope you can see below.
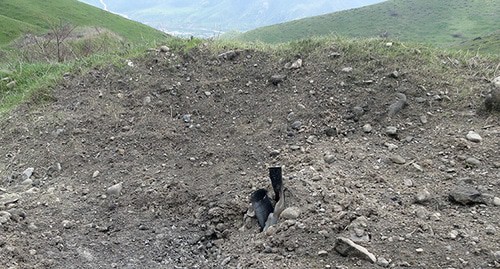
[237,0,499,53]
[0,0,167,46]
[454,30,500,54]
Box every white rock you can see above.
[318,250,328,257]
[377,257,390,267]
[363,124,372,133]
[280,207,301,220]
[334,237,377,263]
[466,131,482,143]
[22,167,35,179]
[386,126,397,135]
[420,115,428,124]
[92,170,100,178]
[493,76,500,88]
[384,142,398,150]
[415,189,431,203]
[6,80,16,89]
[106,182,123,196]
[324,155,336,164]
[0,211,12,224]
[390,155,406,164]
[493,197,500,206]
[159,45,170,52]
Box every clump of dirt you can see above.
[0,41,499,269]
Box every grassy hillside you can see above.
[0,0,168,46]
[237,0,499,54]
[454,30,500,54]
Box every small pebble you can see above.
[466,131,482,143]
[281,207,301,220]
[493,197,500,206]
[465,157,481,167]
[324,155,336,164]
[291,121,302,130]
[363,124,372,133]
[420,115,428,124]
[430,213,441,221]
[415,189,431,203]
[403,178,413,187]
[449,230,459,239]
[92,171,100,178]
[390,155,406,164]
[106,182,123,196]
[22,167,35,179]
[325,127,337,137]
[318,250,328,257]
[485,225,496,235]
[377,257,390,267]
[311,175,323,182]
[386,126,397,135]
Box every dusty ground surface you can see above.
[1,42,499,269]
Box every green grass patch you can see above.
[0,39,164,115]
[0,0,168,47]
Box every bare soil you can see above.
[1,43,499,269]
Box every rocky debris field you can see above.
[0,42,499,269]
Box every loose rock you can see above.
[493,197,500,206]
[465,157,481,167]
[280,207,301,220]
[492,76,500,88]
[387,93,407,117]
[0,211,12,224]
[341,67,353,73]
[159,45,170,52]
[334,237,377,263]
[420,115,428,124]
[270,75,286,85]
[318,250,328,257]
[285,59,302,69]
[106,182,123,196]
[484,88,500,111]
[324,155,336,164]
[377,257,390,267]
[390,155,406,164]
[415,189,431,204]
[449,230,459,239]
[386,126,397,136]
[449,188,484,205]
[6,80,16,89]
[485,225,496,235]
[325,127,337,137]
[22,167,35,180]
[466,131,482,143]
[363,124,372,133]
[291,121,302,130]
[0,193,21,205]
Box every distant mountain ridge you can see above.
[78,0,386,37]
[235,0,499,54]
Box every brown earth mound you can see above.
[1,42,499,268]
